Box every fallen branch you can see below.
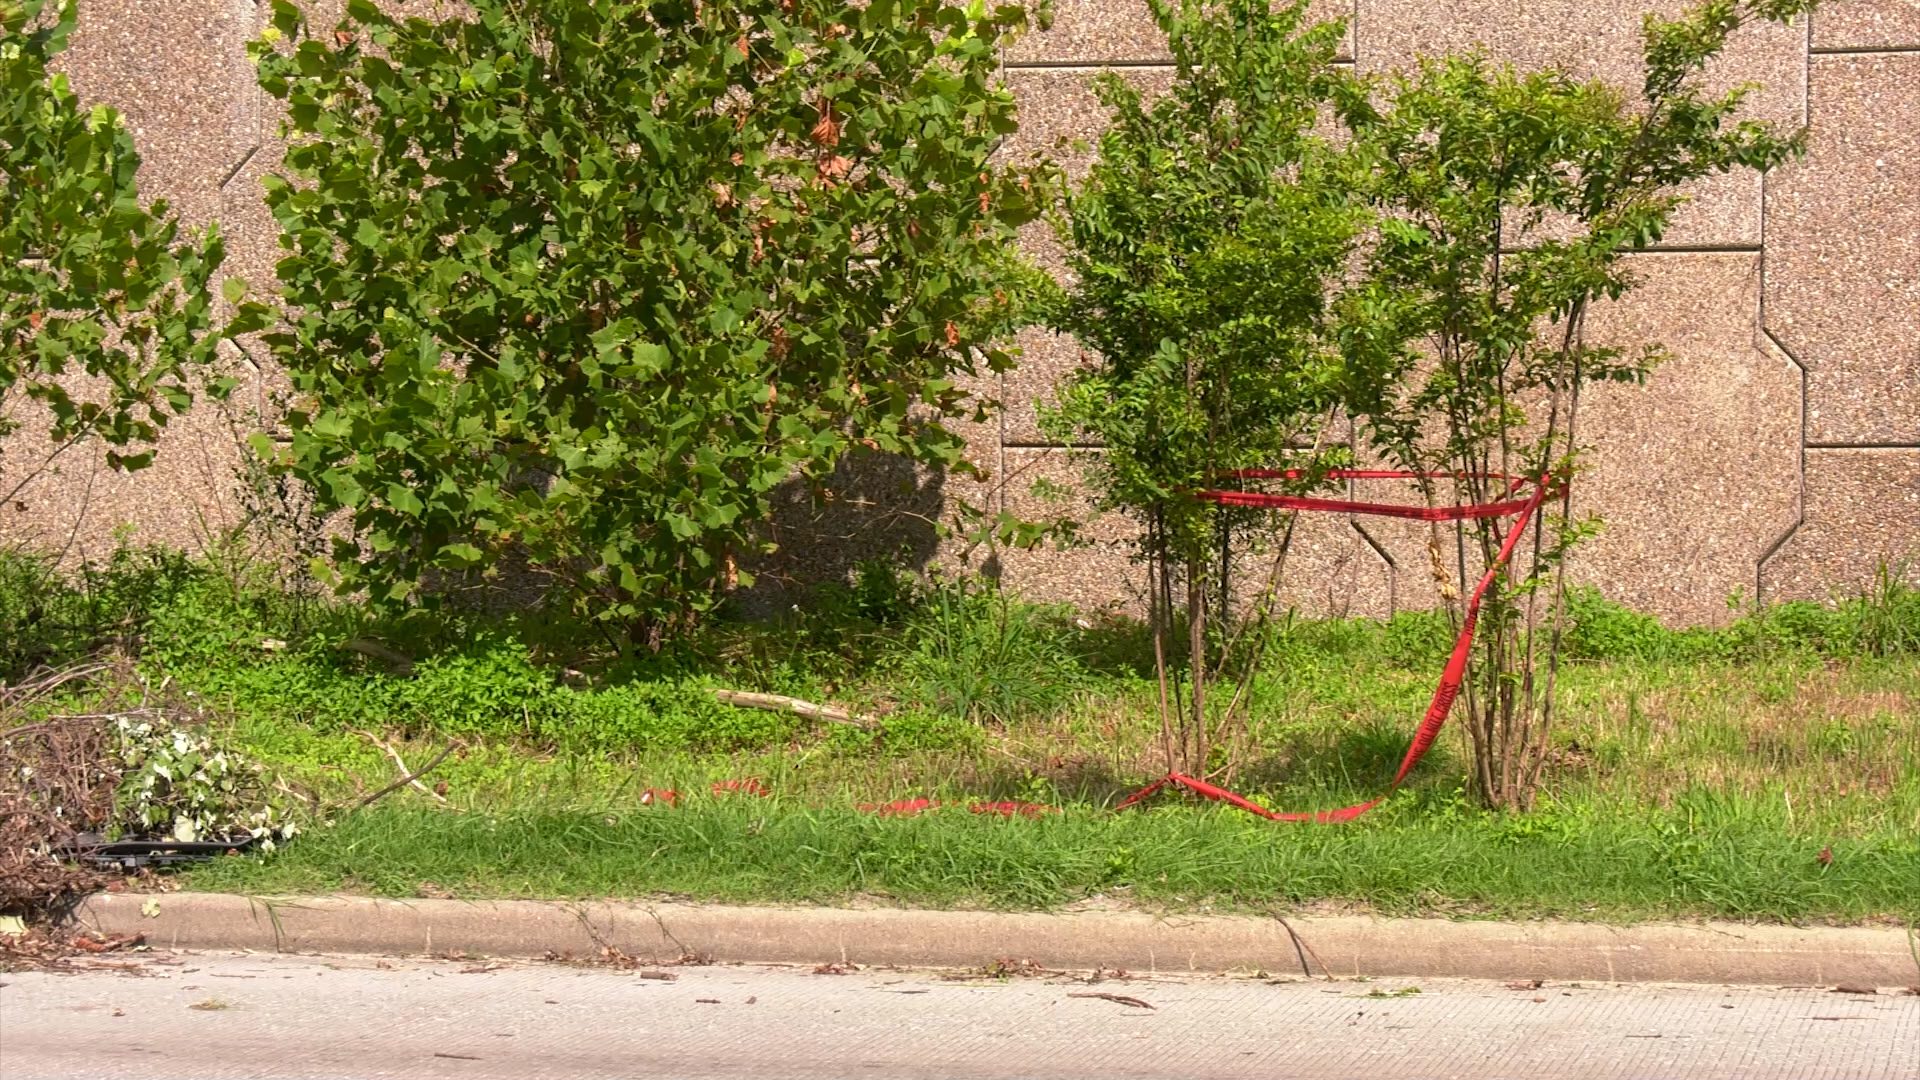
[708,689,877,730]
[352,741,457,812]
[340,639,415,676]
[1270,911,1333,981]
[351,730,453,807]
[1068,991,1155,1010]
[0,659,111,723]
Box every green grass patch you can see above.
[180,796,1919,924]
[7,546,1919,923]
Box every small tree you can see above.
[1335,0,1820,809]
[250,0,1055,640]
[1,0,242,517]
[1045,0,1361,776]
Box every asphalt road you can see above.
[3,950,1916,1080]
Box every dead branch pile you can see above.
[1,662,121,913]
[0,714,117,912]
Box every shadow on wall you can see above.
[735,450,951,617]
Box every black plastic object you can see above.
[55,833,260,870]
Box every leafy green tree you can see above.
[1044,0,1361,775]
[1335,0,1821,808]
[250,0,1055,641]
[1,0,242,514]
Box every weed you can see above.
[1848,560,1920,658]
[896,577,1086,726]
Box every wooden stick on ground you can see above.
[352,742,457,812]
[351,729,451,805]
[708,689,877,730]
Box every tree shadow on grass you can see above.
[912,716,1460,813]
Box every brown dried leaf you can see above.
[810,104,839,148]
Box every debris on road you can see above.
[1068,991,1155,1010]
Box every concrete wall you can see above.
[3,0,1914,624]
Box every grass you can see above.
[176,650,1920,923]
[6,546,1919,924]
[179,794,1920,924]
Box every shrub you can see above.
[1045,0,1360,774]
[1335,0,1822,808]
[248,0,1055,638]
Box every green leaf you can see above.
[387,484,425,516]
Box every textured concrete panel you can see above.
[995,448,1148,612]
[1002,327,1084,446]
[1356,0,1805,125]
[733,451,995,615]
[1355,255,1800,626]
[9,1,291,559]
[1761,449,1920,602]
[993,449,1396,618]
[52,0,254,226]
[1572,254,1801,624]
[1356,0,1805,248]
[13,0,1918,622]
[1764,53,1920,446]
[1001,66,1178,183]
[0,389,258,560]
[1811,0,1920,49]
[1006,0,1354,65]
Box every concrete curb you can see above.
[74,892,1920,987]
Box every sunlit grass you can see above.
[189,654,1920,923]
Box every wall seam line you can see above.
[1807,45,1920,55]
[1751,17,1814,608]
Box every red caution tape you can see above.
[712,778,770,797]
[641,784,1065,819]
[968,800,1060,819]
[1198,469,1537,522]
[859,797,939,818]
[1118,470,1562,823]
